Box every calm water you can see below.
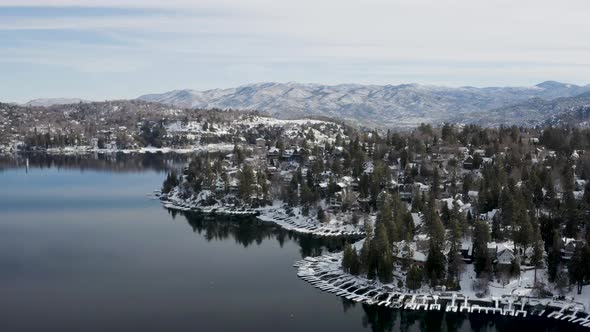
[0,154,580,331]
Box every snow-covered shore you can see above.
[37,144,235,155]
[294,250,590,328]
[158,189,365,237]
[155,184,589,328]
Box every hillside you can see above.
[138,81,590,128]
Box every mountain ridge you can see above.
[25,98,91,107]
[137,81,590,128]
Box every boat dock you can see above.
[295,253,590,328]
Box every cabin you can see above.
[496,247,516,265]
[561,238,581,261]
[463,156,474,170]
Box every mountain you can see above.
[466,92,590,127]
[25,98,91,107]
[542,92,590,127]
[138,81,590,128]
[534,81,590,99]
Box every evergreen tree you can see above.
[162,170,180,194]
[568,244,590,294]
[374,223,394,283]
[317,207,326,223]
[473,220,491,276]
[406,265,423,291]
[547,230,562,282]
[238,164,254,203]
[342,243,361,275]
[425,206,446,285]
[531,222,544,285]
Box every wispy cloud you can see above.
[0,0,589,102]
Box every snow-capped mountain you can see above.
[137,81,590,127]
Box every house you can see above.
[255,138,266,148]
[329,193,343,209]
[479,209,499,223]
[399,184,413,201]
[467,190,479,202]
[561,238,581,261]
[393,241,427,266]
[463,156,474,170]
[267,147,280,163]
[496,247,516,265]
[413,182,430,193]
[281,149,295,161]
[460,243,473,263]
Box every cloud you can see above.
[0,0,590,102]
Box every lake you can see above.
[0,154,580,331]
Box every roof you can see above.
[411,213,423,228]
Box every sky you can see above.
[1,0,590,103]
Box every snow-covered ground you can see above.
[43,143,235,155]
[159,189,364,237]
[257,202,364,237]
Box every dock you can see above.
[295,251,590,328]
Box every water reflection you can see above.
[338,297,578,332]
[0,156,583,332]
[0,152,188,173]
[168,209,581,332]
[168,209,348,258]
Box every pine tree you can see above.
[317,207,326,223]
[568,244,590,294]
[473,220,491,276]
[425,208,446,285]
[162,170,179,194]
[406,265,423,291]
[425,239,446,286]
[531,222,544,285]
[238,164,254,203]
[342,243,355,273]
[349,247,360,275]
[374,223,394,283]
[547,231,562,282]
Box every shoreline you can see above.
[0,144,235,156]
[158,190,365,238]
[294,251,590,328]
[158,191,590,327]
[156,186,590,328]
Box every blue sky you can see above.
[1,0,590,102]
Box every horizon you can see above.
[14,79,590,104]
[2,1,590,103]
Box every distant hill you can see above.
[467,92,590,127]
[24,98,91,107]
[138,81,590,128]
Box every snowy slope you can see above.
[137,81,590,128]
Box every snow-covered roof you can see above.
[411,213,423,228]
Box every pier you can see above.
[295,252,590,328]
